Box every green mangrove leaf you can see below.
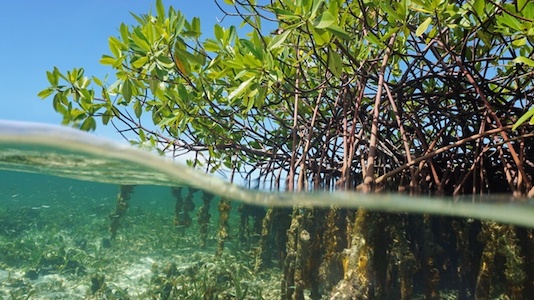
[497,14,523,32]
[131,28,151,52]
[312,27,330,45]
[132,56,149,69]
[191,17,201,37]
[271,7,300,20]
[514,56,534,67]
[512,107,534,130]
[380,2,401,21]
[92,76,103,86]
[268,29,291,50]
[325,24,350,40]
[328,50,343,77]
[416,17,432,37]
[228,76,254,101]
[471,0,485,16]
[100,55,116,66]
[204,39,221,52]
[134,100,142,118]
[119,24,130,48]
[37,88,54,99]
[80,116,96,131]
[122,80,133,102]
[365,32,381,46]
[313,11,335,29]
[512,37,527,47]
[156,0,165,19]
[46,70,59,86]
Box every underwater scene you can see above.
[0,171,282,299]
[1,121,533,299]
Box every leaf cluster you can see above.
[39,0,534,194]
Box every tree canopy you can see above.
[40,0,534,195]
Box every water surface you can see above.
[0,120,533,299]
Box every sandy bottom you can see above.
[0,192,282,299]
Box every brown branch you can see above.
[383,84,418,193]
[361,125,519,189]
[363,33,397,191]
[456,58,532,193]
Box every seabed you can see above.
[1,180,531,299]
[0,121,532,299]
[0,178,282,299]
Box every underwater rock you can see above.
[75,238,87,250]
[90,274,105,294]
[24,269,39,280]
[101,237,112,249]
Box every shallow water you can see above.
[1,120,533,227]
[1,120,533,299]
[1,170,284,298]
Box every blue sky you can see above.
[0,1,233,140]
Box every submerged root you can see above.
[109,185,134,240]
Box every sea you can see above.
[0,120,532,299]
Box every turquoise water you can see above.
[1,120,533,227]
[1,120,533,299]
[1,170,276,298]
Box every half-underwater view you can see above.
[2,0,534,299]
[1,124,534,300]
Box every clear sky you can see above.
[0,1,234,140]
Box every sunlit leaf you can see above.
[52,93,65,112]
[472,0,485,16]
[46,70,59,86]
[80,116,96,131]
[512,37,527,47]
[381,2,401,21]
[312,27,330,45]
[37,88,54,99]
[92,76,103,86]
[131,29,151,52]
[108,37,126,57]
[156,0,165,19]
[268,29,291,50]
[313,11,335,29]
[326,25,349,40]
[122,80,133,102]
[203,39,221,52]
[497,14,523,32]
[240,39,262,60]
[416,17,432,37]
[175,47,205,66]
[79,88,93,100]
[120,23,129,44]
[512,107,534,130]
[100,55,116,66]
[214,24,224,42]
[514,56,534,67]
[245,95,254,112]
[271,7,300,20]
[157,56,175,69]
[517,0,527,11]
[192,17,201,36]
[139,128,146,141]
[134,100,142,118]
[228,77,254,101]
